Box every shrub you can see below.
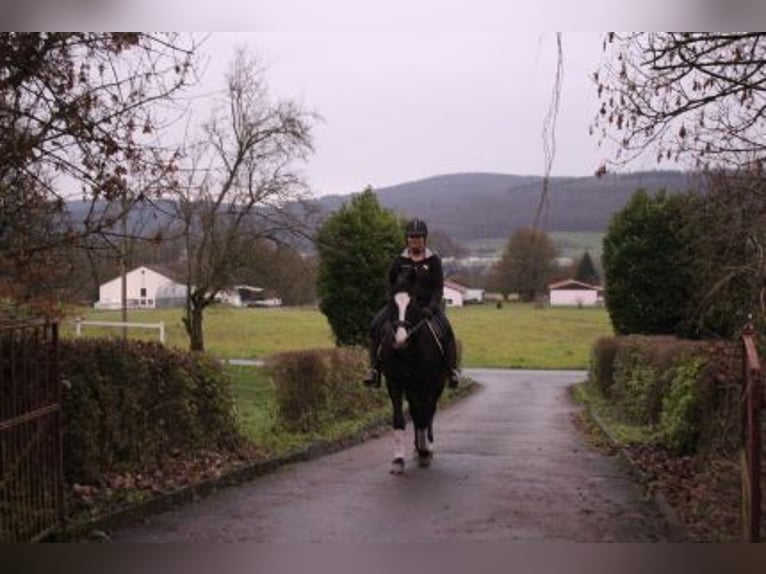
[589,336,619,396]
[611,337,661,424]
[591,335,708,426]
[267,347,387,433]
[658,356,708,455]
[60,339,241,484]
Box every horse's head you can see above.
[389,266,420,348]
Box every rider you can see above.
[363,217,461,389]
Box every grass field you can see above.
[67,302,613,369]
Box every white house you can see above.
[548,278,602,307]
[443,280,485,307]
[443,282,464,307]
[94,266,186,310]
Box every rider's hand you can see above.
[421,307,434,319]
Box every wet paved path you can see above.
[110,369,670,542]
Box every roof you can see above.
[548,278,602,291]
[444,280,468,293]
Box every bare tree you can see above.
[174,49,315,351]
[489,227,558,303]
[593,32,766,172]
[0,32,199,313]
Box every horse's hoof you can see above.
[390,457,405,475]
[417,450,432,467]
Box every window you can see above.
[140,288,147,297]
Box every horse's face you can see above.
[388,265,421,348]
[393,291,412,347]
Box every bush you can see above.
[611,337,660,424]
[658,356,707,455]
[267,347,387,433]
[589,336,619,396]
[591,335,709,426]
[60,339,241,484]
[588,334,738,454]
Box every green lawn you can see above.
[67,302,613,369]
[449,303,613,369]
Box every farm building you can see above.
[94,266,186,310]
[216,286,282,307]
[548,279,602,307]
[443,280,485,307]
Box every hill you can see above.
[313,170,693,240]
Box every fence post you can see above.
[75,316,82,338]
[159,321,165,344]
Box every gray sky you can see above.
[22,0,761,197]
[195,31,628,197]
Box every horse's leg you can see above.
[387,380,406,475]
[416,427,432,467]
[408,396,432,467]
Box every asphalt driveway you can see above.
[109,368,670,542]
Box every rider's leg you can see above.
[445,336,460,388]
[439,313,461,389]
[362,339,381,387]
[363,308,385,387]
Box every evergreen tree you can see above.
[316,188,403,346]
[574,251,599,285]
[602,189,693,335]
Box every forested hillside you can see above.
[314,170,692,240]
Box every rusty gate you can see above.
[0,319,63,542]
[740,319,765,542]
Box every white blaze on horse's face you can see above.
[394,291,410,347]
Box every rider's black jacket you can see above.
[388,248,444,313]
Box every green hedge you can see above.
[266,347,388,433]
[588,335,738,455]
[60,339,242,484]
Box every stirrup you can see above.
[447,369,460,389]
[363,368,381,388]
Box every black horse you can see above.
[379,268,448,474]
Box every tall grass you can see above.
[67,302,613,369]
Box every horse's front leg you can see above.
[387,380,406,475]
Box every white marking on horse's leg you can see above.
[391,429,406,474]
[393,292,410,346]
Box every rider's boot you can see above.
[363,366,381,388]
[363,343,382,388]
[446,338,460,389]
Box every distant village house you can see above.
[444,280,485,307]
[547,279,603,307]
[95,266,280,310]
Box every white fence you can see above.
[74,318,166,344]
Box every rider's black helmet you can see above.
[405,218,428,238]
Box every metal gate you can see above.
[0,320,63,542]
[741,319,764,542]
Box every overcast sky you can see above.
[193,31,632,197]
[18,0,764,197]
